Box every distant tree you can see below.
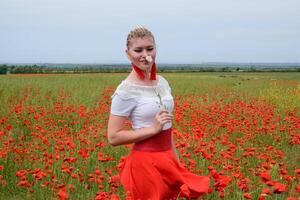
[0,65,7,74]
[206,68,216,72]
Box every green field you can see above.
[0,72,299,199]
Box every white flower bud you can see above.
[146,56,153,63]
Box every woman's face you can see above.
[126,36,156,72]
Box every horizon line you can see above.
[1,62,300,65]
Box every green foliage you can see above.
[0,65,7,74]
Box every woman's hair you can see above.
[126,26,155,49]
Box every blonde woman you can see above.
[107,26,210,199]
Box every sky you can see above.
[1,0,300,64]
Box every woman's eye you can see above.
[134,48,153,53]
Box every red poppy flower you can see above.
[260,171,271,182]
[243,193,252,199]
[273,182,286,194]
[58,189,68,200]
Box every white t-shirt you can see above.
[110,75,174,130]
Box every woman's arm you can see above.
[107,114,157,146]
[107,110,173,146]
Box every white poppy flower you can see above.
[145,56,152,63]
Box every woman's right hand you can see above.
[152,109,173,134]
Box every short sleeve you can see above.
[166,81,172,93]
[110,92,137,117]
[158,75,172,93]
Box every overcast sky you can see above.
[1,0,300,64]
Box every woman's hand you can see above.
[152,109,173,133]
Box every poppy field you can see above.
[0,72,299,199]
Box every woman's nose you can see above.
[141,49,148,57]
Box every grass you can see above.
[0,72,299,199]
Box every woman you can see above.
[107,27,210,199]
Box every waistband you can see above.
[133,128,172,152]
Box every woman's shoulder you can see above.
[156,74,165,82]
[157,75,171,89]
[111,81,139,101]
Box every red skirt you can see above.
[120,129,210,199]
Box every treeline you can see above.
[0,64,299,74]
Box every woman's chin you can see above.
[138,63,152,71]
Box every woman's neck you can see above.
[134,69,151,80]
[128,70,157,85]
[131,62,156,81]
